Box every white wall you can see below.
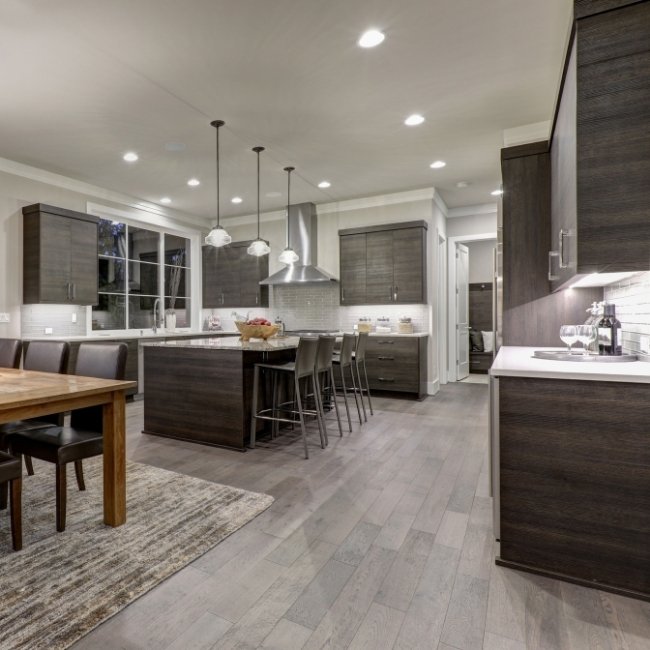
[466,240,496,284]
[446,204,497,238]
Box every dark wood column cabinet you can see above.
[339,221,427,305]
[202,241,269,308]
[22,203,99,305]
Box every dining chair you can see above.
[9,343,127,532]
[0,451,22,550]
[0,339,22,369]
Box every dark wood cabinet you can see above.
[202,241,269,309]
[339,221,427,305]
[22,204,99,305]
[548,2,650,289]
[497,375,650,600]
[364,336,427,399]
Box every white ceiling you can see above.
[0,0,572,222]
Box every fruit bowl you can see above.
[235,321,280,341]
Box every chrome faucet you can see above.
[152,298,163,333]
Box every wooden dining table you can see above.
[0,368,136,527]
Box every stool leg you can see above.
[354,360,368,422]
[348,363,363,425]
[294,376,309,459]
[330,367,343,437]
[362,360,374,415]
[55,463,67,532]
[313,372,328,448]
[339,364,353,432]
[10,477,22,551]
[250,365,260,448]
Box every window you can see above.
[93,219,192,331]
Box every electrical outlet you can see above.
[71,313,77,323]
[640,336,649,355]
[0,313,10,323]
[44,327,53,335]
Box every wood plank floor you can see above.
[72,383,650,649]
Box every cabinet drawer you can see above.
[367,337,419,358]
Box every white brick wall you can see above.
[604,272,650,353]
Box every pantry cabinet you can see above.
[202,241,269,308]
[338,221,427,305]
[22,203,99,305]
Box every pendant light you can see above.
[204,119,232,248]
[278,166,299,265]
[247,146,271,257]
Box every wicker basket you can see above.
[235,322,280,341]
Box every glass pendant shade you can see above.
[206,119,231,248]
[205,225,232,247]
[278,246,299,265]
[247,238,271,257]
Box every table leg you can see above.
[103,391,126,526]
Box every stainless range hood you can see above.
[260,202,337,285]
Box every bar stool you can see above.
[313,336,343,439]
[250,337,324,459]
[353,331,373,418]
[332,334,363,430]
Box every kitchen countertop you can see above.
[24,331,238,342]
[142,336,301,351]
[491,346,650,383]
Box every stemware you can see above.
[576,324,594,355]
[559,325,578,353]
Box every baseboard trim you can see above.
[427,380,440,395]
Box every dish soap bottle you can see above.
[274,317,285,336]
[597,303,622,356]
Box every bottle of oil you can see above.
[597,303,622,356]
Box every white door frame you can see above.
[437,232,447,385]
[447,232,496,381]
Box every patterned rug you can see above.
[0,458,273,649]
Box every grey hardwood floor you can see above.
[72,383,650,650]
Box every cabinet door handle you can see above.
[377,340,394,345]
[341,288,345,302]
[71,283,76,300]
[220,293,224,305]
[255,294,258,305]
[559,229,571,269]
[394,286,398,301]
[66,283,70,300]
[548,251,559,281]
[377,377,395,382]
[389,286,393,301]
[378,356,395,361]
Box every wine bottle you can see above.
[597,304,622,356]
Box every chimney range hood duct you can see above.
[260,202,337,285]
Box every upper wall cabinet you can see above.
[548,2,650,290]
[22,203,99,305]
[338,221,427,305]
[202,241,269,309]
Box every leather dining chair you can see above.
[0,339,22,369]
[0,451,22,550]
[9,343,127,532]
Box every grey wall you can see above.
[466,239,496,284]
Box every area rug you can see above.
[0,458,273,650]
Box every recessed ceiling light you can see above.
[318,181,331,188]
[231,196,243,204]
[456,181,470,188]
[430,160,446,169]
[358,29,385,48]
[160,197,171,204]
[187,178,200,187]
[123,152,138,162]
[404,114,425,126]
[491,189,503,196]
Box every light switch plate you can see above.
[45,327,53,335]
[0,313,10,323]
[72,313,77,323]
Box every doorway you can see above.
[447,234,497,382]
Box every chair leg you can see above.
[24,455,34,476]
[294,377,309,459]
[56,464,67,532]
[348,364,363,425]
[74,460,86,491]
[250,365,260,449]
[330,368,343,437]
[339,365,353,432]
[313,373,328,448]
[354,361,368,422]
[10,477,22,551]
[363,360,374,415]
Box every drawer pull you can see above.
[377,377,395,382]
[378,356,395,361]
[377,340,394,345]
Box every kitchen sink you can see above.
[533,350,638,362]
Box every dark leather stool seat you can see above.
[0,451,22,551]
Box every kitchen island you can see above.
[490,346,650,601]
[142,337,298,450]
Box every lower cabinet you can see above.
[364,336,428,399]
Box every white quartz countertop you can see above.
[142,336,300,351]
[491,346,650,383]
[23,331,238,342]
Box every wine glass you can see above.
[559,325,578,353]
[576,325,594,356]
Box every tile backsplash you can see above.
[604,272,650,354]
[21,304,88,338]
[201,283,430,333]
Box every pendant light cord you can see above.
[210,120,225,228]
[253,146,265,240]
[284,166,294,248]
